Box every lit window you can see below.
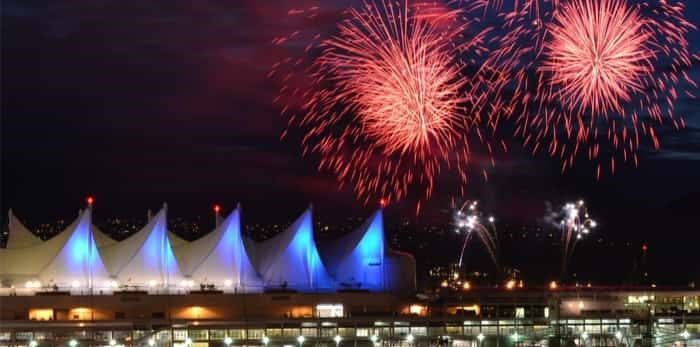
[316,304,344,318]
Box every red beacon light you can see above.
[86,196,95,206]
[213,204,221,213]
[642,244,648,252]
[379,198,388,208]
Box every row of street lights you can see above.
[29,329,693,347]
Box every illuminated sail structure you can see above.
[322,209,385,291]
[0,209,110,288]
[175,206,262,292]
[1,205,416,293]
[100,205,183,287]
[146,209,188,247]
[253,208,334,291]
[6,209,117,249]
[37,208,110,288]
[6,209,42,249]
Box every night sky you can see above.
[2,1,700,281]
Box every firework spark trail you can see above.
[545,200,596,279]
[486,0,696,178]
[453,200,499,272]
[272,0,501,211]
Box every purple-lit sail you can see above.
[322,210,385,291]
[254,208,334,290]
[101,205,183,286]
[175,206,262,291]
[38,208,110,287]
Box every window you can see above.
[228,329,246,339]
[15,332,33,340]
[247,329,265,339]
[515,308,525,319]
[173,330,188,341]
[316,304,344,318]
[209,330,226,340]
[188,330,208,341]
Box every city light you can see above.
[262,336,270,346]
[109,339,116,346]
[370,335,378,344]
[297,336,305,346]
[615,331,623,340]
[549,281,558,290]
[681,330,690,339]
[69,340,78,347]
[506,280,516,290]
[334,335,342,346]
[185,338,192,346]
[462,281,471,290]
[477,333,485,342]
[224,337,233,345]
[581,332,589,340]
[29,341,38,347]
[406,334,415,344]
[148,339,155,347]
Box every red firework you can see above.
[489,0,696,178]
[542,0,654,116]
[272,0,499,210]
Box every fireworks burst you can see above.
[453,200,499,271]
[546,200,596,278]
[271,0,500,212]
[488,0,696,178]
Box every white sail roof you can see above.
[175,206,262,291]
[147,209,189,246]
[37,208,110,287]
[5,209,42,249]
[0,209,110,287]
[321,209,385,291]
[100,205,182,286]
[254,208,334,291]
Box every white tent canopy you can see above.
[37,208,110,288]
[100,205,182,287]
[175,206,262,291]
[6,209,42,249]
[254,208,334,291]
[322,209,385,291]
[146,209,189,247]
[0,208,110,288]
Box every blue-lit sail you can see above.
[101,205,182,286]
[322,209,385,291]
[38,208,110,287]
[182,207,262,291]
[256,208,334,291]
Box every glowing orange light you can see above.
[379,198,388,208]
[213,204,221,213]
[506,280,516,290]
[549,281,558,290]
[440,280,448,288]
[462,282,471,290]
[86,196,94,206]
